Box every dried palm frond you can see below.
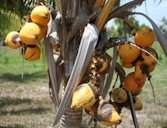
[101,46,118,99]
[108,0,145,20]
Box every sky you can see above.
[134,0,167,26]
[107,0,167,27]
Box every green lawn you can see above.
[0,47,47,82]
[0,46,167,128]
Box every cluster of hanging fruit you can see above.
[5,4,50,61]
[71,54,122,126]
[118,27,158,110]
[70,27,158,127]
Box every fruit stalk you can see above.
[96,0,118,32]
[93,0,106,10]
[127,91,139,128]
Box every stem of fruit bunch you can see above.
[148,75,156,104]
[127,91,139,128]
[96,0,118,32]
[21,46,25,79]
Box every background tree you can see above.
[159,17,167,39]
[108,16,147,38]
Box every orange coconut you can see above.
[134,61,148,85]
[141,47,158,72]
[122,62,133,68]
[135,27,155,47]
[124,72,146,93]
[119,43,141,63]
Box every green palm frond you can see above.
[0,0,55,18]
[0,10,22,36]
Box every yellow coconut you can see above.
[97,101,122,126]
[19,22,43,45]
[71,83,98,110]
[85,102,98,116]
[97,56,110,74]
[30,5,50,26]
[5,31,21,49]
[39,25,48,40]
[23,45,41,61]
[100,109,122,126]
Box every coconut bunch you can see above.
[68,27,158,127]
[5,4,50,61]
[70,54,111,110]
[69,53,124,127]
[110,87,143,112]
[116,27,158,111]
[71,83,122,126]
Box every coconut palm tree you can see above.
[1,0,167,128]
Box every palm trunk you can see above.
[55,1,92,127]
[60,105,82,128]
[51,0,118,127]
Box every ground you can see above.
[0,47,167,128]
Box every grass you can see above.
[0,47,47,82]
[0,46,167,128]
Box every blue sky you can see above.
[134,0,167,26]
[107,0,167,27]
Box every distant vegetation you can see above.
[159,17,167,39]
[109,16,147,38]
[0,10,23,37]
[0,47,47,82]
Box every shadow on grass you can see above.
[0,97,50,116]
[0,71,47,82]
[0,107,49,116]
[0,97,32,108]
[0,124,24,128]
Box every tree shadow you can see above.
[0,124,24,128]
[0,97,50,116]
[0,107,49,116]
[0,71,47,82]
[0,97,32,109]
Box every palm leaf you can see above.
[101,46,118,99]
[108,0,145,20]
[44,38,60,105]
[0,0,55,18]
[127,91,139,128]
